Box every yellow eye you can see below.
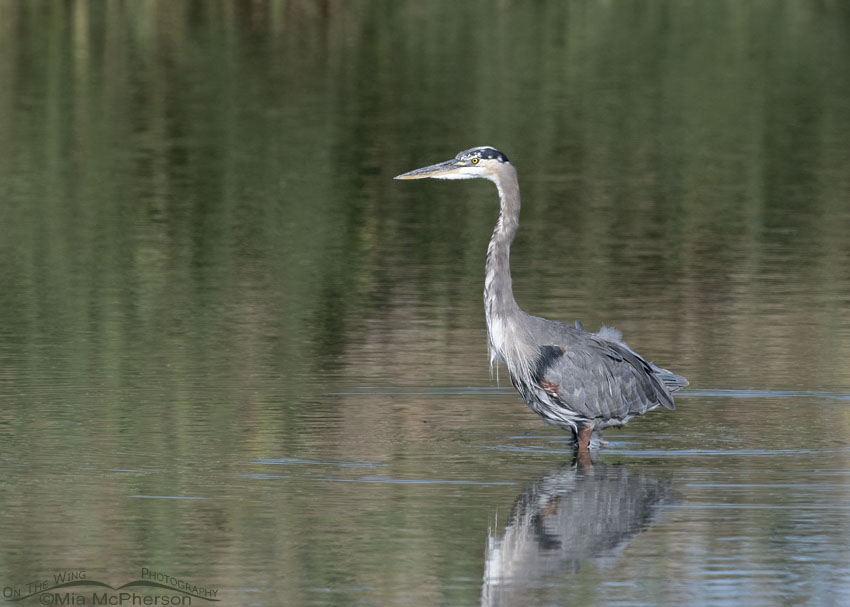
[471,158,479,165]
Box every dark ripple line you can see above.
[681,389,850,401]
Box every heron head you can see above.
[394,146,511,181]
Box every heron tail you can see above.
[650,363,689,395]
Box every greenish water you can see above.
[1,2,850,606]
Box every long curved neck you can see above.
[484,164,537,382]
[484,165,522,323]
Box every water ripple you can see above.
[681,389,850,401]
[253,457,383,468]
[316,476,515,486]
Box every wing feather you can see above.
[535,335,677,423]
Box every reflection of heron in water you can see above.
[481,458,673,606]
[396,148,687,451]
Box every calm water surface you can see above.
[2,2,850,606]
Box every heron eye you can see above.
[471,158,479,165]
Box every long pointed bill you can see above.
[394,159,461,180]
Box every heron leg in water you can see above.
[574,448,592,469]
[576,425,593,451]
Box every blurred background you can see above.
[1,2,849,606]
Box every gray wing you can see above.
[534,333,682,424]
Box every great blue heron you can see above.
[395,147,688,451]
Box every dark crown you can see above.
[458,147,510,163]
